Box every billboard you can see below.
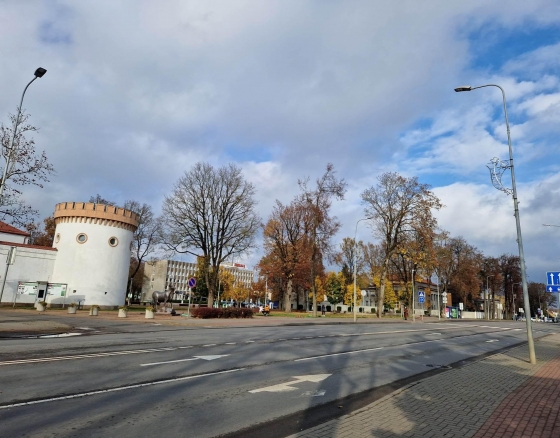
[46,283,68,297]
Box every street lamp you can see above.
[0,68,47,204]
[486,275,493,321]
[411,266,416,322]
[353,217,372,323]
[455,83,536,363]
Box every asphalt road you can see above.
[1,320,557,437]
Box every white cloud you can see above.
[1,0,560,281]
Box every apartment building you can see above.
[141,259,255,302]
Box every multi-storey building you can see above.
[140,260,255,302]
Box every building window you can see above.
[76,233,88,244]
[108,237,118,247]
[55,233,61,243]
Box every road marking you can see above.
[245,341,255,343]
[203,344,216,347]
[140,354,229,367]
[292,337,301,340]
[225,342,236,345]
[39,333,83,338]
[0,346,198,367]
[486,340,499,343]
[249,374,331,393]
[0,368,244,410]
[301,390,326,397]
[295,347,383,361]
[427,333,442,335]
[318,336,325,338]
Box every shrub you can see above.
[68,302,77,308]
[191,307,254,319]
[118,306,128,311]
[91,304,100,309]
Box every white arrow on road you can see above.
[140,355,229,367]
[249,374,331,393]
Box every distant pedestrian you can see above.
[321,304,325,316]
[404,307,409,321]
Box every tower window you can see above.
[76,233,88,244]
[108,237,119,247]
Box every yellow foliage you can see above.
[374,275,397,308]
[343,284,354,306]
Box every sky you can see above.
[1,0,560,285]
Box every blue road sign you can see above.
[188,277,196,288]
[418,290,425,304]
[546,285,560,293]
[546,272,560,286]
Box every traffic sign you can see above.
[418,290,425,304]
[188,277,196,288]
[546,285,560,293]
[546,272,560,286]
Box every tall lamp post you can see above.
[486,275,493,321]
[0,68,47,203]
[455,84,536,364]
[411,266,416,322]
[353,217,372,323]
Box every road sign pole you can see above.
[187,287,192,318]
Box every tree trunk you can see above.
[205,267,214,308]
[377,259,389,317]
[284,278,293,312]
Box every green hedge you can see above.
[191,307,255,319]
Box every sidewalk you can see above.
[0,308,408,336]
[288,334,560,438]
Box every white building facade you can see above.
[0,202,138,308]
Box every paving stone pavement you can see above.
[288,334,560,438]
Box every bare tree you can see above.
[0,111,54,226]
[361,172,442,317]
[161,162,260,306]
[123,200,163,302]
[334,237,365,286]
[299,164,347,317]
[89,194,116,205]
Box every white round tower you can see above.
[50,202,139,307]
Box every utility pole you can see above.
[412,265,416,323]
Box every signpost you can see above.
[546,271,560,320]
[187,277,196,317]
[418,291,425,322]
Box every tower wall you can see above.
[50,202,139,307]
